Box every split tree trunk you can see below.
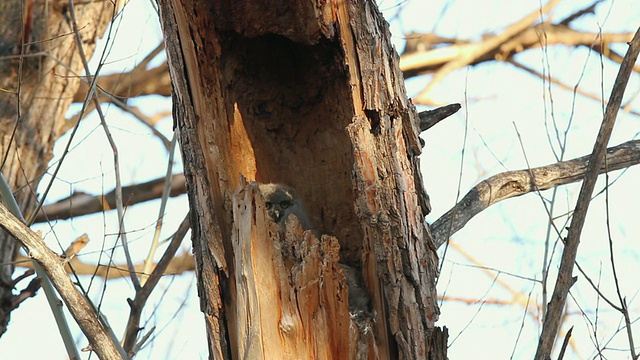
[157,0,446,358]
[0,0,115,336]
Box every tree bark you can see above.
[0,0,116,336]
[157,0,444,358]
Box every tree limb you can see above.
[431,139,640,248]
[507,59,640,117]
[15,249,195,279]
[409,0,562,103]
[36,137,640,254]
[534,27,640,359]
[72,45,171,103]
[33,174,186,223]
[401,10,636,105]
[559,1,601,25]
[0,203,127,359]
[401,26,634,79]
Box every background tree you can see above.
[0,0,638,359]
[0,0,117,337]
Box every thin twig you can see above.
[559,0,601,25]
[67,0,141,291]
[122,215,190,353]
[605,168,637,357]
[141,133,178,285]
[534,26,640,360]
[508,59,640,117]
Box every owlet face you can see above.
[259,184,295,224]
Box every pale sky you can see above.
[1,0,639,359]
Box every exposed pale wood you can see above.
[157,1,230,357]
[231,183,355,358]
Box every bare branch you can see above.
[141,135,178,286]
[33,174,186,223]
[123,215,190,353]
[508,59,640,117]
[15,251,195,279]
[67,0,140,291]
[559,1,601,25]
[14,232,193,280]
[73,61,171,103]
[0,203,126,359]
[137,43,166,70]
[62,46,172,148]
[401,26,634,80]
[557,326,573,360]
[10,276,40,310]
[400,9,636,105]
[591,43,640,74]
[408,0,562,102]
[418,103,461,131]
[431,139,640,248]
[64,98,172,149]
[534,26,640,360]
[401,32,466,55]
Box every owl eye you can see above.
[265,202,273,210]
[280,201,291,209]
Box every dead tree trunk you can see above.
[157,0,446,358]
[0,0,114,336]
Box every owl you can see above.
[258,183,315,233]
[258,183,373,316]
